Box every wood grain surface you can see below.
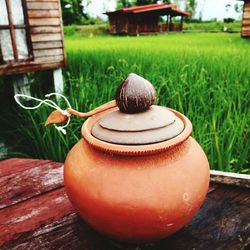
[0,0,65,76]
[0,158,249,250]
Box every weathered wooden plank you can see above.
[34,55,64,63]
[242,19,250,25]
[153,185,250,250]
[1,184,249,250]
[0,61,65,76]
[1,213,118,250]
[0,158,51,177]
[210,170,250,188]
[0,162,63,209]
[0,188,74,247]
[242,24,250,29]
[29,18,60,26]
[32,41,63,50]
[58,0,66,65]
[0,24,26,29]
[31,33,62,42]
[242,33,250,37]
[30,26,62,34]
[33,48,63,58]
[243,12,250,18]
[242,28,250,33]
[28,10,60,18]
[27,2,58,10]
[242,31,250,37]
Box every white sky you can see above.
[192,0,243,20]
[81,0,244,21]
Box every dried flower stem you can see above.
[66,100,116,118]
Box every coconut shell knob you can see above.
[115,73,156,113]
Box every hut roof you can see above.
[105,3,190,16]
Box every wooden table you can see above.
[0,158,249,250]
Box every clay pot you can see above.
[64,107,210,243]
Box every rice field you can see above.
[2,32,250,173]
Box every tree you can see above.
[234,2,243,14]
[136,0,170,5]
[185,0,197,19]
[61,0,89,25]
[117,0,170,9]
[117,0,133,8]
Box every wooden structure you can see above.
[105,3,189,35]
[0,158,249,249]
[0,0,65,92]
[241,0,250,37]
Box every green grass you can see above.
[1,33,250,173]
[183,21,241,32]
[64,24,109,37]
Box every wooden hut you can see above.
[241,0,250,37]
[105,3,189,35]
[0,0,65,92]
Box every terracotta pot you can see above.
[64,107,210,243]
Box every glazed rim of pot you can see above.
[82,107,192,156]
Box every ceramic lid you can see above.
[91,105,184,145]
[99,106,175,131]
[84,73,190,149]
[82,107,192,156]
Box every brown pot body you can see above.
[64,118,210,243]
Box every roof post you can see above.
[166,15,169,32]
[169,15,172,32]
[180,15,184,31]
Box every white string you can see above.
[14,93,72,134]
[14,94,57,110]
[45,93,72,109]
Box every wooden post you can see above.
[0,39,4,64]
[180,15,184,31]
[166,15,169,32]
[0,141,8,159]
[21,0,33,58]
[5,0,18,60]
[53,68,64,94]
[169,15,172,32]
[125,16,128,34]
[12,74,31,95]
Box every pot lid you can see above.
[91,105,184,145]
[99,106,175,132]
[82,107,192,156]
[88,73,186,146]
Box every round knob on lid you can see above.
[115,73,156,113]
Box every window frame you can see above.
[0,0,33,64]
